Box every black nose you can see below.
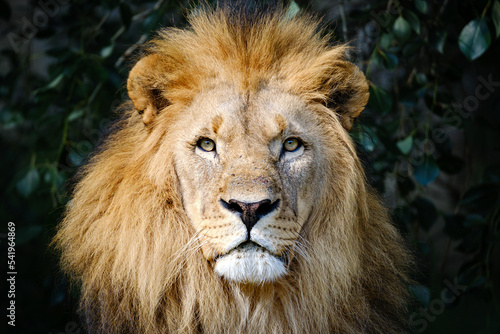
[221,199,279,237]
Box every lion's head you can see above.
[54,4,410,333]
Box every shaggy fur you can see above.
[54,4,411,333]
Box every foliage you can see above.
[1,0,499,333]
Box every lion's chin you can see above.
[213,243,287,284]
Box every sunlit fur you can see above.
[53,4,411,333]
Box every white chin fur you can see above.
[214,247,287,284]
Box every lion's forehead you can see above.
[181,85,315,146]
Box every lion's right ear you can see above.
[127,54,171,125]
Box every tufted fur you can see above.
[54,3,411,333]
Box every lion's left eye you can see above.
[283,138,302,152]
[197,138,216,152]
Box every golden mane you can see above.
[54,4,411,333]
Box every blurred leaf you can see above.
[69,150,84,167]
[368,85,393,113]
[379,33,394,49]
[493,0,500,38]
[377,49,399,69]
[358,126,378,152]
[404,9,421,34]
[393,16,412,43]
[396,135,413,154]
[414,156,440,186]
[384,53,399,69]
[415,0,428,14]
[17,168,40,198]
[32,73,65,95]
[410,284,431,307]
[286,0,300,19]
[402,40,422,57]
[68,109,85,122]
[458,18,491,61]
[17,225,43,245]
[430,31,447,54]
[415,73,427,85]
[142,10,162,33]
[100,44,115,58]
[464,214,487,227]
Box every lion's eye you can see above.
[197,138,216,152]
[283,138,301,152]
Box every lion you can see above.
[54,3,411,334]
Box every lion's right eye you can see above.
[197,138,216,152]
[283,138,302,152]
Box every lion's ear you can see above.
[326,61,370,131]
[127,54,171,125]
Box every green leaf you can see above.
[396,135,413,154]
[415,0,428,14]
[384,52,399,69]
[463,214,487,227]
[368,85,393,114]
[142,11,162,33]
[68,109,85,122]
[410,284,431,307]
[414,156,439,186]
[402,40,422,57]
[32,73,65,95]
[379,33,394,50]
[358,126,378,152]
[458,18,492,61]
[16,168,40,198]
[404,9,421,34]
[376,49,398,69]
[415,73,427,85]
[100,44,115,58]
[493,0,500,38]
[286,1,300,20]
[430,31,447,54]
[393,16,412,43]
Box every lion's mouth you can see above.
[213,241,286,263]
[212,241,288,283]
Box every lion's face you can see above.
[172,84,325,284]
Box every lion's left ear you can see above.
[127,54,171,125]
[326,61,369,131]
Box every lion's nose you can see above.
[221,199,279,237]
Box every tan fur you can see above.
[54,5,410,333]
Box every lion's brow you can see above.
[212,115,223,134]
[274,114,287,134]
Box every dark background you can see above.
[1,0,499,333]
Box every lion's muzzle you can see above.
[220,198,280,239]
[213,198,286,283]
